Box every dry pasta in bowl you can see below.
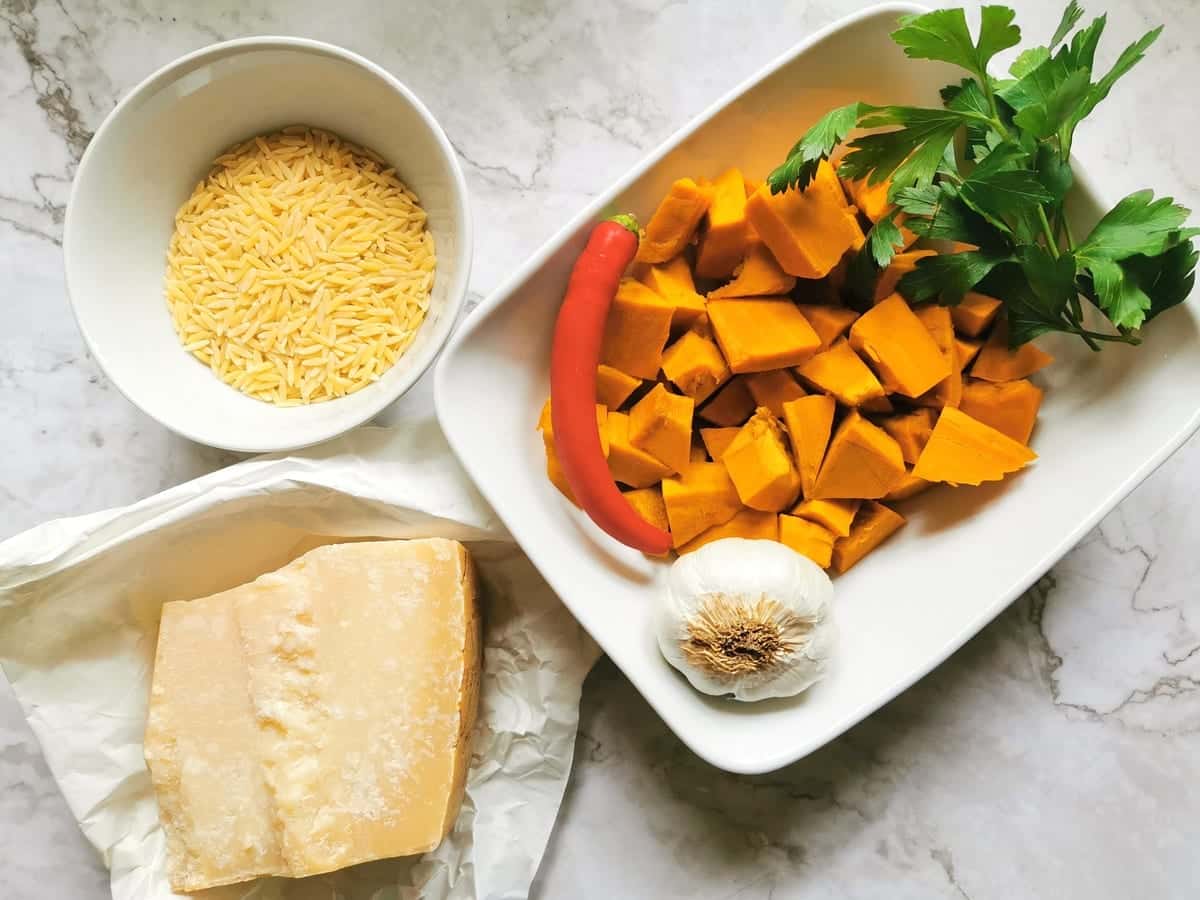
[165,125,435,406]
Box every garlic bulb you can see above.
[656,538,836,702]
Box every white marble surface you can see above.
[1,0,1198,897]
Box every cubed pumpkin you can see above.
[831,501,906,573]
[913,304,962,408]
[950,292,1003,337]
[661,461,743,547]
[874,249,937,302]
[883,470,932,502]
[745,160,864,278]
[708,297,822,373]
[606,410,673,488]
[779,515,837,568]
[636,255,707,330]
[811,411,906,500]
[698,376,755,426]
[971,319,1054,382]
[849,293,953,398]
[789,498,860,537]
[781,394,836,499]
[795,304,859,349]
[600,279,675,379]
[708,242,797,298]
[623,486,669,532]
[699,426,741,460]
[677,508,779,554]
[695,167,752,279]
[744,369,807,417]
[596,364,641,410]
[880,407,936,465]
[795,338,887,407]
[661,329,731,404]
[912,406,1037,486]
[628,383,694,474]
[959,378,1043,444]
[722,409,802,511]
[636,177,714,263]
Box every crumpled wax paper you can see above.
[0,421,599,900]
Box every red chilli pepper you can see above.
[550,214,673,556]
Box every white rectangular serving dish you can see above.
[434,3,1200,774]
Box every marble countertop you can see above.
[2,0,1198,897]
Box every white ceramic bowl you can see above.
[436,3,1200,774]
[65,37,471,453]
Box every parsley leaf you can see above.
[1073,26,1161,125]
[892,6,1021,83]
[767,103,863,194]
[979,257,1070,345]
[1050,1,1084,47]
[867,213,906,268]
[768,3,1195,349]
[899,247,1012,304]
[840,107,974,192]
[1076,190,1194,264]
[1088,258,1151,329]
[895,183,1006,248]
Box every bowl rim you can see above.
[434,0,1200,774]
[63,35,473,454]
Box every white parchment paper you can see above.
[0,422,600,900]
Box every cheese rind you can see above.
[144,539,480,892]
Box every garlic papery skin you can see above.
[656,538,836,702]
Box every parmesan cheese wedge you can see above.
[143,539,480,892]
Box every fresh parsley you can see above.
[766,3,1195,348]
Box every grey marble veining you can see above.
[2,0,1199,897]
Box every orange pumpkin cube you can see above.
[745,160,864,278]
[913,304,962,408]
[779,515,837,568]
[708,297,822,373]
[623,486,669,532]
[661,461,743,546]
[781,394,836,500]
[789,497,860,537]
[880,407,936,465]
[722,409,802,512]
[698,376,755,426]
[677,508,779,554]
[831,501,906,573]
[744,369,807,417]
[600,279,675,379]
[849,293,953,398]
[971,320,1054,382]
[605,410,673,488]
[912,407,1037,486]
[959,378,1043,444]
[795,304,859,349]
[950,292,1003,337]
[596,364,641,410]
[795,338,887,407]
[699,426,741,460]
[695,168,752,279]
[883,471,933,502]
[636,177,714,263]
[708,242,797,299]
[811,411,905,500]
[636,255,707,330]
[628,384,694,474]
[661,329,731,404]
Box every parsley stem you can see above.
[1036,206,1060,259]
[1072,328,1141,346]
